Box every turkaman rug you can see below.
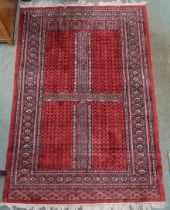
[2,5,165,210]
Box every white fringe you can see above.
[20,0,149,7]
[0,202,167,210]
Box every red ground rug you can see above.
[3,5,165,206]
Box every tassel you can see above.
[20,0,149,7]
[0,202,168,210]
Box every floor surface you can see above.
[0,0,170,209]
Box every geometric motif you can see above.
[3,6,165,204]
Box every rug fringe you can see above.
[0,202,167,210]
[20,0,149,7]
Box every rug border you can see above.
[2,5,165,204]
[142,5,165,201]
[2,10,25,202]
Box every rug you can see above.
[2,5,165,209]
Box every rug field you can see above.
[2,6,165,206]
